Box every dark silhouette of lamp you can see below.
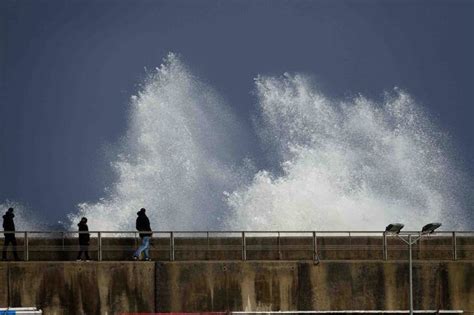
[421,222,442,235]
[385,223,404,234]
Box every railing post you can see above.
[348,231,352,259]
[24,232,29,261]
[170,232,175,261]
[313,231,318,262]
[452,231,457,261]
[61,232,65,251]
[277,232,281,260]
[98,232,102,261]
[206,232,210,260]
[383,232,388,260]
[242,232,246,261]
[408,234,413,315]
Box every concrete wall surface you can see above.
[155,261,474,313]
[0,262,155,315]
[0,261,472,315]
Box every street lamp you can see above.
[421,223,442,235]
[385,223,405,234]
[385,222,442,315]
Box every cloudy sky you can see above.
[1,0,473,227]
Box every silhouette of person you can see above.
[133,208,152,261]
[2,207,20,261]
[76,217,91,261]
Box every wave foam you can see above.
[64,55,470,231]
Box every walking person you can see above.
[76,217,91,261]
[2,207,20,261]
[133,208,152,261]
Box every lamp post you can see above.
[385,222,442,315]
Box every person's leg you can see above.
[2,236,10,260]
[143,237,150,259]
[78,242,87,260]
[77,243,84,260]
[133,237,147,259]
[11,236,19,260]
[85,245,91,260]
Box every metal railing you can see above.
[0,230,473,262]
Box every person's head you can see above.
[138,208,146,215]
[7,208,13,213]
[80,217,87,223]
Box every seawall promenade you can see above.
[0,261,472,314]
[0,233,472,315]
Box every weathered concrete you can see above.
[155,261,474,313]
[0,257,472,314]
[0,262,155,315]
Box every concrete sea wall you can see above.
[156,261,473,312]
[0,262,155,315]
[0,261,472,315]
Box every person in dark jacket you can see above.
[76,217,91,261]
[2,207,19,261]
[133,208,152,261]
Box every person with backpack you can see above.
[133,208,152,261]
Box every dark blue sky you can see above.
[1,0,473,223]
